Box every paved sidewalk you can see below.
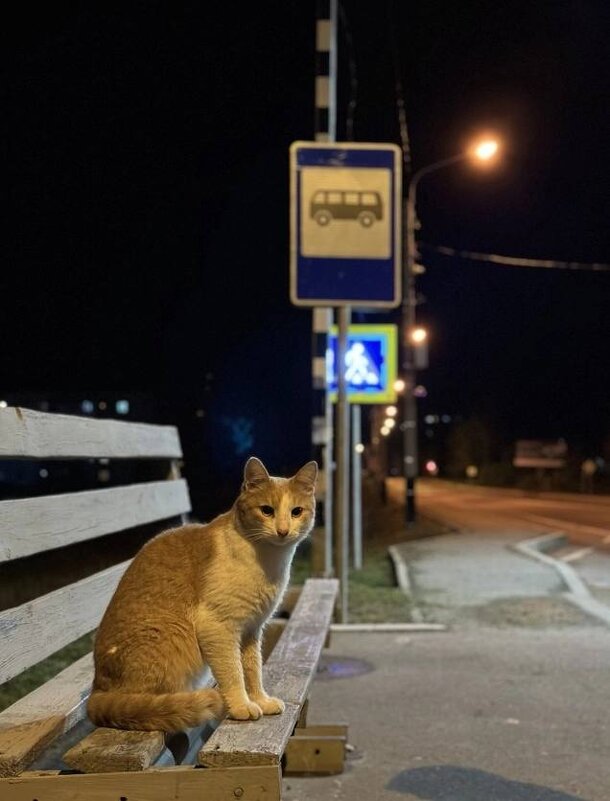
[284,627,610,801]
[390,529,593,628]
[571,549,610,607]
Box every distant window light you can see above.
[81,400,94,414]
[424,415,436,425]
[441,415,451,423]
[98,468,111,482]
[39,468,49,478]
[0,400,7,408]
[116,400,129,415]
[98,401,107,411]
[195,409,205,418]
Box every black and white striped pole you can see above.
[311,0,338,577]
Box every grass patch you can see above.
[291,541,413,623]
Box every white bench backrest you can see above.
[0,407,191,681]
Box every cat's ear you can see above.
[243,456,270,490]
[292,461,318,494]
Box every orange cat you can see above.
[88,457,317,731]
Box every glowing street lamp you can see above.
[410,327,427,344]
[473,138,499,161]
[402,133,501,524]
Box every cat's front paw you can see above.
[227,700,263,721]
[252,695,285,715]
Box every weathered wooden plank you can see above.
[0,407,182,459]
[0,653,93,776]
[63,728,165,773]
[265,579,338,665]
[284,734,346,775]
[198,702,301,768]
[0,480,191,562]
[0,717,64,779]
[0,561,129,683]
[0,764,281,801]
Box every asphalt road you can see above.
[387,478,610,550]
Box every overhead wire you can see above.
[423,243,610,273]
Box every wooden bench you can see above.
[0,406,344,801]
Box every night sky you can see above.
[4,1,610,504]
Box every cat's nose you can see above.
[277,529,289,538]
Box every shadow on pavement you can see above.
[387,765,589,801]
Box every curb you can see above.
[331,623,446,632]
[388,544,425,624]
[513,532,610,627]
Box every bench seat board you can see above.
[0,407,182,460]
[198,702,301,768]
[198,578,338,769]
[0,763,281,801]
[0,653,93,777]
[0,479,191,562]
[264,579,338,666]
[63,728,165,773]
[0,561,129,684]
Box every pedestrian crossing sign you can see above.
[327,324,397,404]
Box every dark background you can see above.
[3,1,610,515]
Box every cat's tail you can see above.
[87,687,225,732]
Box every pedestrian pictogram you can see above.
[326,324,397,404]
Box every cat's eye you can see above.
[291,507,303,518]
[260,505,274,517]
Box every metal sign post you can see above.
[334,306,351,621]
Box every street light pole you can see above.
[401,154,467,524]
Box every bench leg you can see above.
[284,724,348,776]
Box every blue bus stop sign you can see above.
[327,324,398,404]
[290,141,402,308]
